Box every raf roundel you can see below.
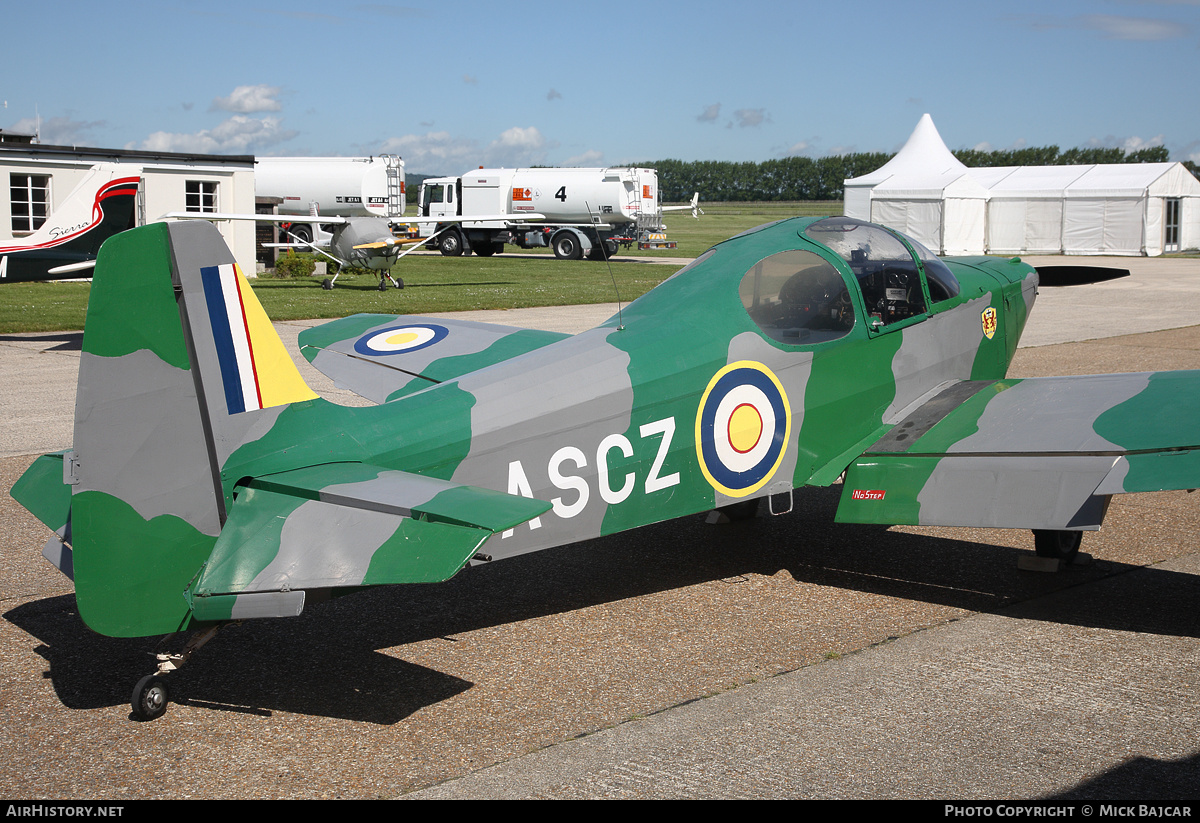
[695,361,791,498]
[354,323,449,356]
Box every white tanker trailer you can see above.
[255,156,405,244]
[417,167,688,259]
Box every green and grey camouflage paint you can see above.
[11,216,1200,641]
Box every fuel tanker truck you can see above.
[416,167,697,259]
[255,156,406,244]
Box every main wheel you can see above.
[552,233,583,260]
[321,277,334,290]
[1032,529,1082,564]
[393,276,404,289]
[131,674,169,721]
[439,230,464,257]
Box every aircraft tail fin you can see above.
[57,220,318,636]
[4,163,140,259]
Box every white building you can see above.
[0,139,257,270]
[844,115,1200,257]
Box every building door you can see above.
[1164,198,1181,253]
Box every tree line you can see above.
[640,145,1187,203]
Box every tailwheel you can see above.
[131,674,169,721]
[1032,529,1082,564]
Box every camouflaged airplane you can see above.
[11,215,1200,720]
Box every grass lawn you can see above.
[0,202,839,332]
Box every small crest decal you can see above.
[981,307,998,340]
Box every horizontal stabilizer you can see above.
[11,452,71,534]
[299,314,571,403]
[191,463,550,617]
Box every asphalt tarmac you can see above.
[1,255,1199,799]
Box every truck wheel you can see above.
[553,233,583,260]
[439,230,464,257]
[288,224,313,245]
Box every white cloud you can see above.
[697,103,720,123]
[784,141,813,156]
[8,115,104,144]
[210,85,283,114]
[128,115,297,154]
[1020,13,1187,41]
[565,149,604,166]
[1121,134,1166,152]
[1081,14,1185,41]
[733,108,768,128]
[381,126,549,174]
[1086,133,1166,152]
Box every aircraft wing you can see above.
[298,314,572,403]
[160,211,351,225]
[160,212,545,225]
[392,213,545,225]
[835,371,1200,531]
[188,462,550,621]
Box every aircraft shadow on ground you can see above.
[1044,751,1200,801]
[1035,265,1131,287]
[5,484,1198,724]
[398,280,515,290]
[0,332,82,351]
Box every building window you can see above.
[186,180,218,213]
[10,173,50,233]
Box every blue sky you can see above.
[4,0,1198,175]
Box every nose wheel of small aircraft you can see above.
[132,674,169,721]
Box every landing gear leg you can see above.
[129,625,224,721]
[1032,529,1083,565]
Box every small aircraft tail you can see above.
[13,220,320,636]
[13,220,547,638]
[0,163,141,281]
[660,192,702,219]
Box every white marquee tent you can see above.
[843,114,989,255]
[844,115,1200,257]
